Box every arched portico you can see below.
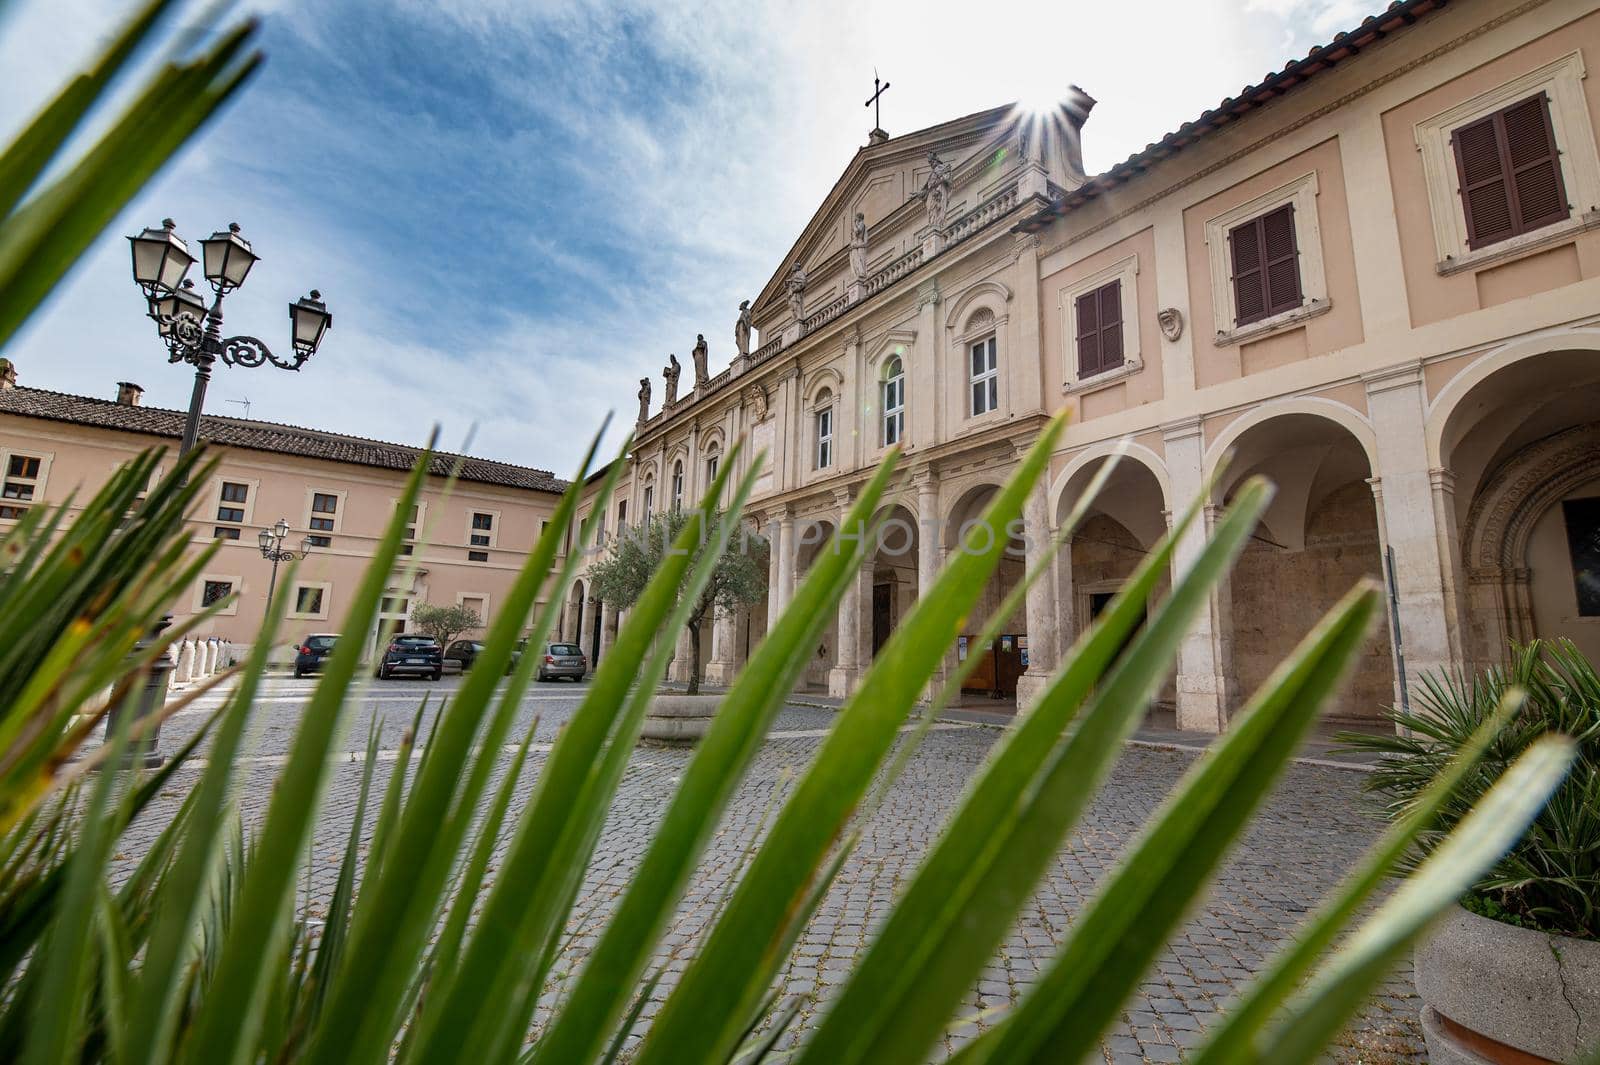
[1432,341,1600,667]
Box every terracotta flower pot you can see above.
[1415,904,1600,1063]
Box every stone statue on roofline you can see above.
[637,377,651,424]
[663,353,681,406]
[920,150,953,231]
[850,212,868,282]
[691,333,709,388]
[787,263,807,322]
[734,300,752,357]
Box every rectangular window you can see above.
[969,336,998,415]
[468,550,489,563]
[1562,497,1600,617]
[217,481,249,524]
[1453,92,1569,250]
[305,534,332,548]
[2,454,43,516]
[1075,279,1125,379]
[617,500,627,528]
[295,586,325,615]
[214,526,241,541]
[470,511,493,547]
[816,407,833,469]
[398,543,414,556]
[201,580,233,607]
[882,376,904,446]
[309,491,338,532]
[1228,203,1302,327]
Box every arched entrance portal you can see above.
[1215,412,1391,723]
[943,483,1026,702]
[1437,347,1600,666]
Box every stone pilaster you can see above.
[914,469,946,694]
[1164,416,1234,733]
[1014,477,1059,713]
[703,604,740,687]
[1364,362,1459,694]
[828,486,868,697]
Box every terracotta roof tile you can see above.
[0,386,568,495]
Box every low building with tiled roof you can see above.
[0,358,570,660]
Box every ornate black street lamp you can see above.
[128,219,332,458]
[259,517,315,621]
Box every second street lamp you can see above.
[128,219,332,460]
[259,518,315,621]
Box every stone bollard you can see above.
[176,639,195,685]
[201,640,216,678]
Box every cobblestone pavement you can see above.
[120,674,1423,1062]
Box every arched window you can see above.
[882,356,905,446]
[704,448,719,488]
[671,460,684,511]
[641,474,654,517]
[969,334,998,415]
[814,387,834,469]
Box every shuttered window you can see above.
[1452,92,1568,250]
[1228,204,1302,327]
[1074,280,1124,378]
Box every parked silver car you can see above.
[535,641,587,682]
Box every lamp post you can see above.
[128,219,331,462]
[259,517,315,621]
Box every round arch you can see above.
[943,279,1013,332]
[1426,329,1600,467]
[1204,398,1379,484]
[803,365,844,404]
[1047,439,1172,525]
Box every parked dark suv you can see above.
[293,633,338,678]
[444,639,522,675]
[535,642,587,682]
[376,635,442,680]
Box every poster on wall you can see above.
[957,635,968,661]
[1019,634,1028,669]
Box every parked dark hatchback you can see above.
[443,639,522,675]
[376,635,442,680]
[293,633,338,678]
[536,642,587,682]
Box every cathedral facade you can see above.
[575,0,1600,730]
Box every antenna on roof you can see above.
[225,396,252,419]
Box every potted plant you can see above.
[1344,640,1600,1063]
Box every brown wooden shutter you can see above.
[1503,93,1567,231]
[1454,112,1514,248]
[1453,93,1568,250]
[1098,280,1124,368]
[1261,204,1302,316]
[1229,217,1267,325]
[1075,289,1101,376]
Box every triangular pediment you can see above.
[749,105,1012,324]
[748,94,1091,332]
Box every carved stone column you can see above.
[774,508,796,619]
[915,469,946,694]
[704,604,740,687]
[829,487,867,698]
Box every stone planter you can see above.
[1415,904,1600,1063]
[639,694,720,746]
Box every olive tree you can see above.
[585,508,766,694]
[410,601,482,647]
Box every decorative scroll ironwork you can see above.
[221,335,304,371]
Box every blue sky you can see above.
[1,0,1356,475]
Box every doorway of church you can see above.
[872,584,893,656]
[958,633,1026,699]
[589,601,603,666]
